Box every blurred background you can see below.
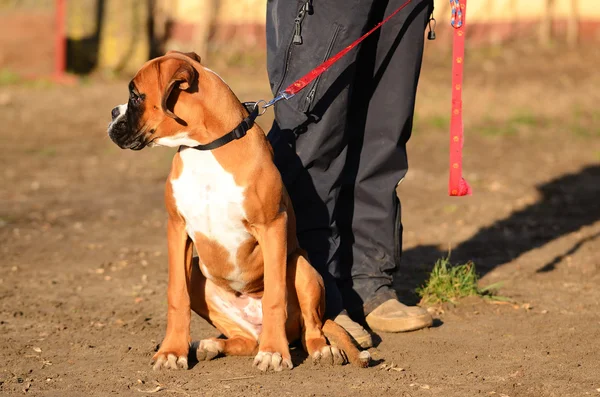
[1,0,599,77]
[1,1,599,395]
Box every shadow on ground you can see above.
[396,164,600,304]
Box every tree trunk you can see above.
[98,0,150,76]
[567,0,580,47]
[539,0,555,47]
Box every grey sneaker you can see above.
[365,299,433,333]
[334,312,373,349]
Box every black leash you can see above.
[190,102,259,151]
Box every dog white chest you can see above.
[170,148,250,266]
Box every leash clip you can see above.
[263,91,296,109]
[252,100,269,116]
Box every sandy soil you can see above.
[1,42,599,396]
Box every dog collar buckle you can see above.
[232,121,249,139]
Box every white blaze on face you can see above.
[108,103,128,131]
[155,133,202,148]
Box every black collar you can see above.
[189,102,259,151]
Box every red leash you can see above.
[448,0,471,196]
[262,0,471,197]
[264,0,414,106]
[284,0,414,97]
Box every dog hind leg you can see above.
[195,335,258,361]
[288,251,348,366]
[188,257,260,361]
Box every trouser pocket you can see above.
[270,0,313,98]
[270,1,345,113]
[298,23,342,113]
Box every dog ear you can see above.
[161,59,198,121]
[166,50,202,64]
[183,52,202,63]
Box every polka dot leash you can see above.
[449,0,472,196]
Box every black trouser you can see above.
[266,0,433,318]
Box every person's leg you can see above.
[265,0,375,319]
[339,0,434,325]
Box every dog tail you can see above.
[322,319,371,368]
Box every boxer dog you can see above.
[107,51,370,371]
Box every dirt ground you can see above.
[1,41,600,397]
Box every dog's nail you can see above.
[167,354,178,369]
[271,352,282,371]
[258,352,271,372]
[252,353,262,367]
[177,356,188,370]
[152,355,166,371]
[332,347,344,365]
[321,347,333,365]
[312,351,322,364]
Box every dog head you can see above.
[108,50,223,150]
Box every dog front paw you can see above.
[152,342,189,370]
[252,350,293,372]
[311,345,347,366]
[152,352,188,370]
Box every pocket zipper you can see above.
[293,0,313,45]
[300,23,341,113]
[273,1,313,97]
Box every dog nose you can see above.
[111,107,120,120]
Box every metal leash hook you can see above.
[253,99,268,116]
[256,0,413,115]
[262,91,296,111]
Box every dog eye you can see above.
[130,91,144,104]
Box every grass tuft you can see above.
[0,69,21,85]
[510,111,540,127]
[478,120,518,137]
[427,114,450,130]
[476,111,544,137]
[416,256,505,305]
